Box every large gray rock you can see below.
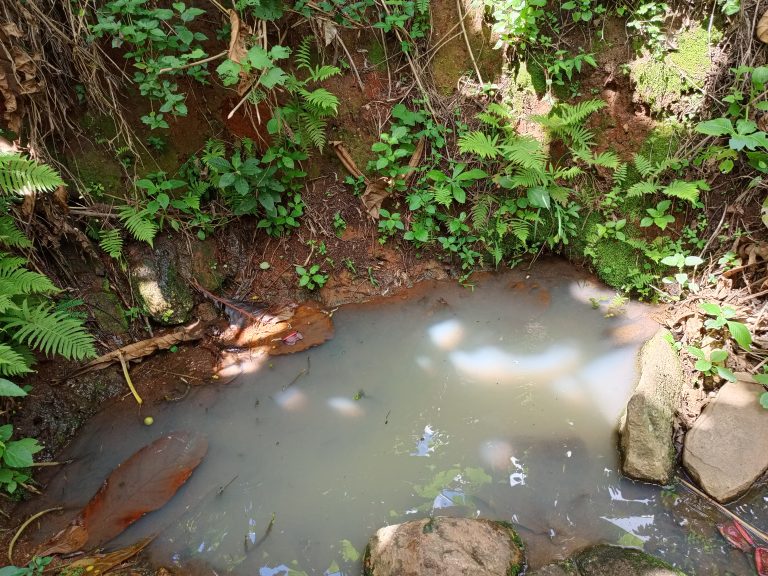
[531,546,686,576]
[127,239,194,325]
[619,329,683,484]
[683,379,768,502]
[363,517,525,576]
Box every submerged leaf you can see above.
[38,432,208,555]
[718,520,754,552]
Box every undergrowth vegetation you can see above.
[3,0,768,518]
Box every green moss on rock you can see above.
[631,24,720,114]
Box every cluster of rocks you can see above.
[618,328,768,504]
[362,517,685,576]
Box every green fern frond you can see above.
[433,186,453,207]
[308,65,341,83]
[0,154,65,195]
[591,151,620,169]
[613,162,628,186]
[299,111,328,151]
[627,180,660,197]
[507,168,546,188]
[301,88,339,113]
[98,228,124,259]
[295,37,312,71]
[476,112,502,128]
[633,154,654,178]
[0,253,27,274]
[509,219,530,243]
[458,132,500,159]
[471,195,493,230]
[3,300,96,360]
[0,263,58,296]
[0,343,33,376]
[554,99,606,126]
[0,216,31,249]
[566,125,595,149]
[416,0,429,14]
[118,205,159,246]
[554,166,583,180]
[503,137,546,170]
[0,294,18,314]
[663,180,702,203]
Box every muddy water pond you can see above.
[34,263,766,574]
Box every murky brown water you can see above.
[33,262,766,575]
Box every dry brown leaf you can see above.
[67,321,205,378]
[331,141,366,180]
[64,538,152,574]
[759,11,768,43]
[227,10,249,64]
[361,178,393,219]
[38,432,208,556]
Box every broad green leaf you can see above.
[340,539,360,562]
[716,366,737,382]
[684,256,704,266]
[456,168,488,181]
[218,172,236,188]
[261,67,288,89]
[0,424,12,442]
[727,320,752,351]
[760,392,768,409]
[527,187,551,209]
[710,349,728,363]
[695,118,733,136]
[687,346,705,359]
[754,373,768,385]
[3,437,42,468]
[694,359,712,372]
[0,378,26,397]
[699,302,722,316]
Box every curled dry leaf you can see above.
[227,10,249,64]
[758,11,768,43]
[37,432,208,556]
[66,321,205,378]
[361,178,394,220]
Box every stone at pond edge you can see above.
[363,517,525,576]
[619,328,683,484]
[683,379,768,502]
[127,239,194,325]
[574,545,686,575]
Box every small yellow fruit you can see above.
[144,416,154,426]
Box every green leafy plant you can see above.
[687,346,736,382]
[295,264,328,290]
[0,424,42,494]
[545,50,597,92]
[427,164,487,206]
[640,199,675,230]
[660,253,703,292]
[333,212,347,237]
[377,209,404,243]
[627,154,709,203]
[0,555,52,576]
[699,302,752,351]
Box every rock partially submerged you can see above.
[531,545,686,576]
[619,329,683,484]
[683,379,768,502]
[363,517,525,576]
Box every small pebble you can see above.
[144,416,154,426]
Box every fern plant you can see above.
[626,153,709,203]
[0,154,96,493]
[276,37,340,151]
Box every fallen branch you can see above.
[64,321,205,380]
[678,477,768,543]
[118,351,143,405]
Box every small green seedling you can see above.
[687,346,736,382]
[699,302,752,351]
[295,264,328,290]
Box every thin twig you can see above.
[8,507,62,563]
[678,477,768,543]
[335,35,364,91]
[455,0,483,85]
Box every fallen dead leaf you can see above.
[361,178,393,220]
[37,432,208,555]
[66,321,205,378]
[759,11,768,43]
[63,537,152,574]
[227,10,248,64]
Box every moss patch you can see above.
[631,24,720,114]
